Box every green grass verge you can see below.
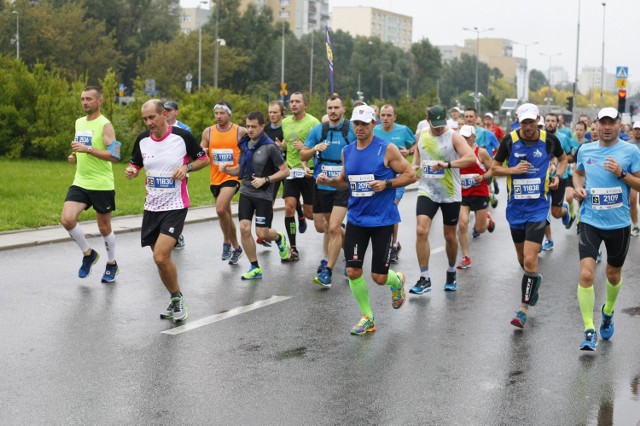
[1,159,221,232]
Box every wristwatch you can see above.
[385,179,393,189]
[187,163,193,171]
[87,146,93,153]
[619,169,627,180]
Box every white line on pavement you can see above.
[161,295,292,336]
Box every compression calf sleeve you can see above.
[349,275,373,318]
[577,285,595,331]
[285,216,296,247]
[604,279,622,316]
[521,272,542,306]
[103,232,116,262]
[385,269,400,289]
[68,224,91,253]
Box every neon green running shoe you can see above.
[351,315,376,335]
[391,272,406,309]
[241,265,263,280]
[276,231,290,261]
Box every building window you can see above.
[280,0,290,7]
[280,11,289,18]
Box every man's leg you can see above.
[457,205,471,261]
[152,234,181,294]
[284,196,298,250]
[216,186,240,249]
[61,200,92,256]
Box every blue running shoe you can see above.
[228,246,244,265]
[317,259,328,273]
[511,310,527,328]
[580,329,598,351]
[101,262,119,283]
[78,249,100,278]
[600,305,614,340]
[298,216,307,234]
[444,271,457,292]
[472,228,481,239]
[241,265,263,280]
[541,238,554,251]
[409,277,431,294]
[221,243,232,260]
[562,202,571,226]
[314,268,332,288]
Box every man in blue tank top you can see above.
[573,107,640,351]
[491,103,567,330]
[316,105,416,335]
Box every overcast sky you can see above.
[182,0,638,82]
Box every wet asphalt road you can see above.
[2,186,640,425]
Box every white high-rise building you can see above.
[331,6,412,52]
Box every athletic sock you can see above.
[349,275,373,318]
[420,266,429,280]
[296,203,304,218]
[103,232,116,262]
[285,216,297,247]
[385,269,401,290]
[604,279,622,315]
[170,291,181,299]
[251,260,260,268]
[568,201,575,217]
[577,285,595,331]
[68,224,91,253]
[447,265,456,273]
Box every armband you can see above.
[107,140,122,160]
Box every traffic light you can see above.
[618,89,627,113]
[566,96,574,112]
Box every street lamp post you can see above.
[309,31,314,97]
[214,0,220,89]
[513,40,539,101]
[463,26,493,111]
[540,52,562,107]
[572,0,582,116]
[600,2,606,107]
[12,11,19,60]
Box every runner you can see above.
[316,105,416,335]
[573,107,640,350]
[61,86,120,283]
[125,99,209,323]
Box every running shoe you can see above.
[580,329,598,351]
[221,242,233,260]
[228,246,244,265]
[494,180,500,194]
[101,262,119,283]
[596,251,602,264]
[600,304,615,340]
[490,194,499,208]
[456,256,472,270]
[298,216,307,234]
[444,271,457,292]
[561,202,571,227]
[351,315,376,335]
[160,299,175,319]
[171,296,188,323]
[541,238,554,251]
[632,226,640,237]
[283,247,300,262]
[391,272,406,309]
[317,259,328,273]
[241,265,263,280]
[510,310,527,328]
[389,245,399,263]
[78,249,100,278]
[472,228,481,238]
[409,277,431,294]
[487,213,495,233]
[256,237,272,248]
[276,232,290,261]
[314,268,332,288]
[173,234,186,250]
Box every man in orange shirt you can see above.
[201,101,247,264]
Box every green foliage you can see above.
[529,69,547,92]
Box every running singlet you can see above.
[460,146,489,197]
[130,127,207,212]
[282,113,320,171]
[305,119,356,191]
[208,123,241,186]
[417,128,461,203]
[343,136,400,227]
[73,115,114,190]
[576,140,640,230]
[373,123,416,150]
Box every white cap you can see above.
[633,121,640,129]
[538,117,544,127]
[484,112,494,119]
[460,125,476,137]
[451,107,462,113]
[516,103,539,123]
[350,105,376,123]
[597,107,620,121]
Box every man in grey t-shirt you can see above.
[221,111,292,279]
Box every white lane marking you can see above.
[432,246,445,254]
[161,295,291,335]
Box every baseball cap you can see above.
[538,117,544,127]
[460,125,476,137]
[428,105,448,128]
[633,121,640,129]
[597,107,620,121]
[350,105,376,123]
[516,103,539,123]
[164,101,179,110]
[451,107,462,113]
[484,112,494,119]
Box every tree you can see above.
[439,53,492,108]
[410,38,442,97]
[529,69,547,92]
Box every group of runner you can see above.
[62,86,640,350]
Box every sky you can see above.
[181,0,639,82]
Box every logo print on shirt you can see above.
[533,149,542,158]
[514,153,527,158]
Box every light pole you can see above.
[12,11,19,60]
[572,0,582,116]
[513,40,538,101]
[600,2,606,107]
[463,26,493,111]
[213,0,220,88]
[280,8,286,98]
[309,31,314,97]
[540,52,562,106]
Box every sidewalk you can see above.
[0,184,418,251]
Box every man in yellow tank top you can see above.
[200,101,247,264]
[61,86,120,283]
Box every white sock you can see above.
[68,225,91,253]
[103,232,116,263]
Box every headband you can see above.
[213,104,232,115]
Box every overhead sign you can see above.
[616,66,628,79]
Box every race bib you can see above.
[288,168,306,179]
[513,178,541,199]
[321,164,342,179]
[461,173,480,189]
[212,149,234,165]
[349,174,374,197]
[590,187,622,210]
[146,171,179,193]
[75,131,93,146]
[421,160,445,178]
